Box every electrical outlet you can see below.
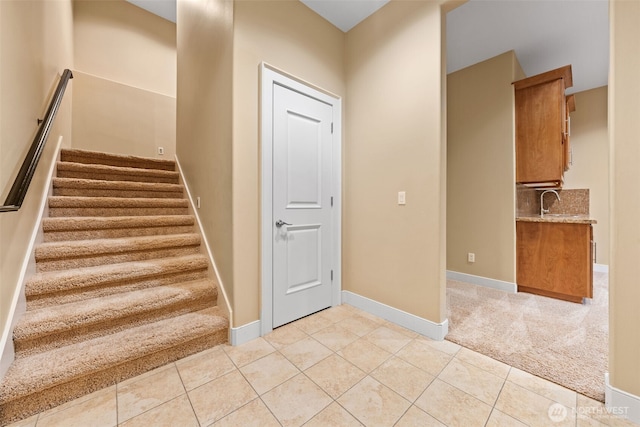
[398,191,406,205]
[467,252,475,263]
[158,147,164,155]
[196,197,201,209]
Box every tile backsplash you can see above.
[516,185,538,216]
[516,185,589,216]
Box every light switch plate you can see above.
[398,191,406,205]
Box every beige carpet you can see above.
[446,272,608,402]
[0,149,228,426]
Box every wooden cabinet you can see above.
[513,65,574,188]
[516,221,593,303]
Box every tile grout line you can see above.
[115,379,120,427]
[173,360,202,427]
[115,363,186,426]
[256,395,284,427]
[482,366,513,427]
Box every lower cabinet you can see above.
[516,221,593,303]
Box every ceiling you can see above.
[127,0,176,23]
[302,0,609,94]
[445,0,609,94]
[129,0,609,94]
[300,0,390,32]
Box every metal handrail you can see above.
[0,69,73,213]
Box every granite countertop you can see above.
[516,214,597,225]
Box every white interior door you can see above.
[272,83,333,328]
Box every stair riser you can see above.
[57,170,179,185]
[53,187,184,199]
[49,207,189,217]
[36,246,202,273]
[43,225,195,242]
[16,293,217,357]
[60,150,176,171]
[27,269,209,310]
[0,330,226,426]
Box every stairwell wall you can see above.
[72,0,176,159]
[176,0,234,318]
[0,0,74,374]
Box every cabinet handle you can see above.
[570,147,573,166]
[592,241,597,264]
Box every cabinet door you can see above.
[517,222,592,301]
[515,79,565,185]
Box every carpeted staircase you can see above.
[0,149,228,425]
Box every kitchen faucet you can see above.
[540,189,560,217]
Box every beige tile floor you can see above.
[9,304,637,427]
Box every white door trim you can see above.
[260,63,342,336]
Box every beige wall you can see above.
[232,0,345,326]
[73,0,176,158]
[0,0,74,354]
[344,0,448,323]
[562,86,609,265]
[447,51,524,282]
[73,0,176,97]
[72,71,176,159]
[176,0,234,317]
[609,0,640,399]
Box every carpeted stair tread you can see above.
[25,254,210,298]
[42,215,195,232]
[13,279,218,353]
[52,177,184,199]
[0,307,227,406]
[56,161,180,184]
[60,148,175,171]
[48,196,188,209]
[35,233,201,261]
[42,215,196,242]
[47,196,189,217]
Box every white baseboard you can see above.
[342,291,448,341]
[605,373,640,424]
[594,263,609,273]
[230,320,261,346]
[446,270,517,293]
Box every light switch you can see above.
[398,191,406,205]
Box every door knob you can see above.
[275,220,292,228]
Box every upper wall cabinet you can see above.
[513,65,575,188]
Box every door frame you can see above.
[260,63,342,336]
